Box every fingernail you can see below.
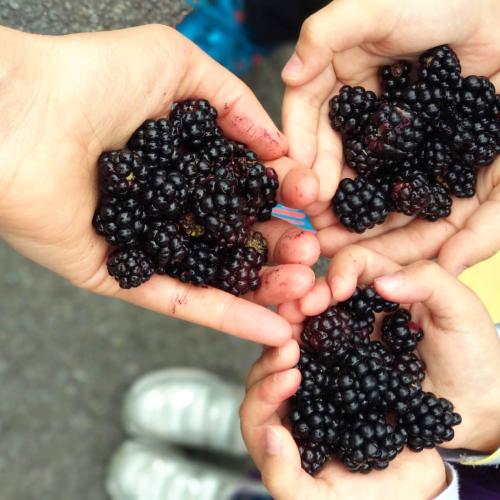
[375,273,402,292]
[265,427,282,455]
[282,53,304,80]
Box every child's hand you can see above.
[282,245,500,453]
[240,339,446,500]
[279,0,500,275]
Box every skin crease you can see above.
[279,0,500,276]
[242,246,500,500]
[0,25,323,345]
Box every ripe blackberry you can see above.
[144,221,189,269]
[177,152,212,182]
[399,392,462,452]
[420,184,452,222]
[338,412,406,472]
[298,441,330,475]
[168,241,219,285]
[301,306,356,366]
[329,85,378,136]
[419,45,461,88]
[443,163,477,198]
[295,348,333,401]
[92,196,148,246]
[202,137,246,161]
[331,346,391,414]
[290,398,344,446]
[343,137,385,177]
[365,103,424,159]
[191,175,248,246]
[420,139,452,178]
[340,286,398,317]
[368,341,395,367]
[98,149,148,197]
[384,370,423,415]
[142,169,188,220]
[214,233,267,296]
[171,99,219,149]
[394,352,425,383]
[390,173,432,216]
[381,308,424,353]
[399,81,447,126]
[455,76,496,119]
[128,118,181,168]
[381,61,412,101]
[333,177,389,233]
[107,247,155,289]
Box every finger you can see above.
[114,274,292,345]
[255,220,320,266]
[281,0,394,85]
[259,425,314,498]
[268,157,320,209]
[299,277,333,316]
[282,67,336,168]
[246,340,300,390]
[277,301,307,326]
[248,264,316,306]
[374,260,485,323]
[327,245,401,301]
[318,211,417,257]
[304,200,331,219]
[438,199,500,276]
[240,369,301,429]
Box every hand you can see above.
[281,245,500,453]
[240,340,447,500]
[280,0,500,275]
[0,25,320,345]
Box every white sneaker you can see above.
[122,368,246,456]
[106,440,270,500]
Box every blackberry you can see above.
[384,370,423,415]
[343,137,385,177]
[382,308,424,353]
[177,152,212,182]
[419,45,461,88]
[399,392,462,452]
[128,118,181,168]
[368,341,395,367]
[340,286,398,317]
[92,196,148,246]
[333,177,389,233]
[399,81,447,126]
[107,247,154,289]
[290,398,343,446]
[191,175,248,246]
[420,184,452,223]
[202,137,246,162]
[98,149,148,197]
[390,173,432,216]
[298,441,330,475]
[420,139,452,177]
[295,348,333,401]
[331,346,391,414]
[394,352,425,383]
[214,233,267,296]
[365,103,424,159]
[329,85,378,136]
[455,76,496,119]
[381,61,412,101]
[301,306,356,366]
[144,221,189,269]
[338,412,406,472]
[171,99,219,149]
[443,163,477,198]
[142,169,188,220]
[168,241,219,285]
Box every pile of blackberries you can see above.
[289,286,461,474]
[92,99,278,295]
[330,45,500,233]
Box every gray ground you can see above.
[0,2,321,499]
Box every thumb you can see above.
[281,0,392,85]
[374,260,485,323]
[437,199,500,276]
